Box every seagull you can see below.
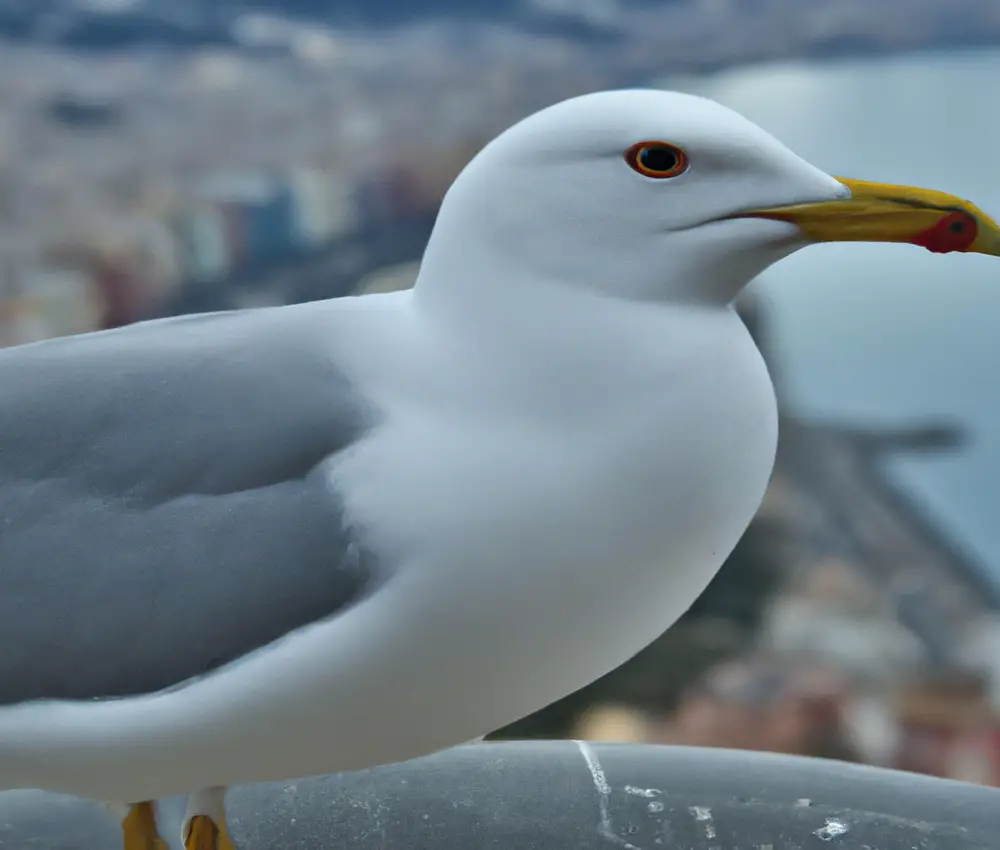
[1,89,997,850]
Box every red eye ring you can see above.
[625,141,689,179]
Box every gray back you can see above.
[0,305,382,703]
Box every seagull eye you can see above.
[625,142,689,179]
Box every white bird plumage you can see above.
[1,88,996,850]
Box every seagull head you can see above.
[417,89,1000,308]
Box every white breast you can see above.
[306,299,779,767]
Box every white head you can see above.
[415,89,1000,311]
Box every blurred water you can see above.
[658,48,1000,579]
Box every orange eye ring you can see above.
[625,141,689,179]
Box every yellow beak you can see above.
[734,178,1000,257]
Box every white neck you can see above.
[413,193,798,321]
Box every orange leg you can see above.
[121,801,169,850]
[183,814,237,850]
[182,787,237,850]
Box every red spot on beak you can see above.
[912,211,978,254]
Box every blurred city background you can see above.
[2,0,1000,785]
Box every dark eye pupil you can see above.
[640,146,678,172]
[949,219,965,233]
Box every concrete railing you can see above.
[1,741,996,849]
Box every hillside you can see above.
[1,0,999,63]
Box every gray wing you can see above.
[0,303,381,705]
